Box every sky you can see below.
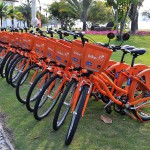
[39,0,150,29]
[40,0,150,9]
[16,0,150,12]
[138,0,150,29]
[16,0,150,29]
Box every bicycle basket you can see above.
[21,33,35,50]
[55,40,72,66]
[81,43,112,72]
[32,36,47,57]
[71,40,84,67]
[0,32,3,43]
[46,38,57,61]
[10,32,22,48]
[1,32,11,44]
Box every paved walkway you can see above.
[0,124,14,150]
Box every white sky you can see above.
[15,0,149,29]
[141,0,150,10]
[16,0,150,10]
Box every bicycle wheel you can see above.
[26,69,52,112]
[5,53,20,84]
[16,64,42,104]
[9,56,28,87]
[53,78,77,130]
[129,71,150,121]
[34,74,64,120]
[0,51,13,78]
[65,85,89,145]
[0,48,6,65]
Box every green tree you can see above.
[49,0,77,30]
[17,0,31,27]
[107,0,144,36]
[88,0,113,25]
[7,5,15,28]
[0,1,7,27]
[67,0,94,31]
[15,11,25,27]
[107,0,131,40]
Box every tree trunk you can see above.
[118,6,130,40]
[130,4,139,33]
[23,20,25,27]
[27,19,30,28]
[83,21,86,31]
[115,10,120,40]
[131,12,138,33]
[11,18,14,28]
[60,19,64,29]
[64,19,68,30]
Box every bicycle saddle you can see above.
[121,45,135,51]
[130,48,146,56]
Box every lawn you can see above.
[0,34,150,150]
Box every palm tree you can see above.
[0,1,7,27]
[17,0,31,27]
[7,5,15,28]
[66,0,94,30]
[15,11,25,27]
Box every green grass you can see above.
[0,34,150,150]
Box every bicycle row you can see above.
[0,30,150,145]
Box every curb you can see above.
[0,124,15,150]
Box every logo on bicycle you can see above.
[73,51,82,57]
[88,54,105,61]
[36,43,45,48]
[48,47,54,52]
[57,51,69,56]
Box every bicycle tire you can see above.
[16,63,40,104]
[9,56,28,87]
[26,69,52,112]
[65,85,89,145]
[0,48,6,65]
[0,51,13,78]
[33,74,63,120]
[53,78,77,130]
[5,53,20,84]
[129,74,150,121]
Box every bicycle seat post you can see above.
[131,54,137,67]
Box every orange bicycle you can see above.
[15,35,52,103]
[64,42,147,145]
[52,33,147,130]
[33,39,74,120]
